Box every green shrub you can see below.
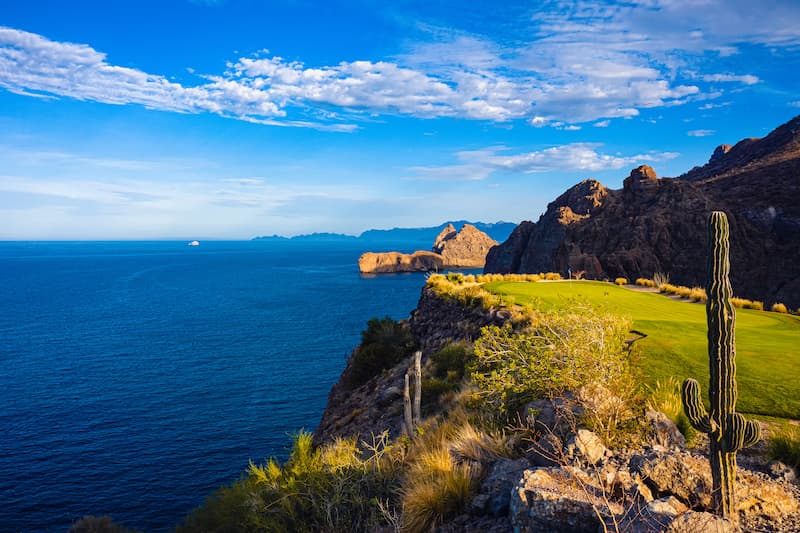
[469,302,632,422]
[346,317,416,389]
[768,427,800,471]
[446,272,465,284]
[421,377,459,410]
[430,342,472,380]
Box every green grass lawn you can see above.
[484,280,800,419]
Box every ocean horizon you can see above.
[0,239,438,532]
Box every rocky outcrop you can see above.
[314,286,800,531]
[358,223,497,273]
[357,250,443,273]
[485,114,800,308]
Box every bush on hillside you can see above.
[346,317,416,389]
[469,302,632,422]
[636,278,656,288]
[771,302,788,313]
[614,277,628,286]
[430,342,473,380]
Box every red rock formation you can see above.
[359,224,497,273]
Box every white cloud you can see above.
[699,102,730,110]
[1,0,799,130]
[702,74,759,85]
[789,101,800,108]
[409,143,679,181]
[594,120,611,127]
[688,129,715,137]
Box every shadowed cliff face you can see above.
[485,115,800,308]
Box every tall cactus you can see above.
[681,211,760,519]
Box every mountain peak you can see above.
[680,114,800,182]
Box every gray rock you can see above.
[767,460,797,482]
[665,511,738,533]
[629,450,712,508]
[473,457,530,517]
[645,409,686,450]
[608,495,687,533]
[566,429,609,465]
[528,434,562,467]
[510,467,622,533]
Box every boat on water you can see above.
[188,240,200,246]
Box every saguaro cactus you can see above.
[681,211,760,519]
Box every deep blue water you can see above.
[0,240,434,532]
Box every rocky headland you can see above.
[485,114,800,309]
[316,282,800,532]
[358,223,498,273]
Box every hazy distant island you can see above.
[252,220,517,249]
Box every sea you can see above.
[0,239,440,532]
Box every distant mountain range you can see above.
[486,114,800,308]
[253,221,517,249]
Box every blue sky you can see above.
[1,0,799,239]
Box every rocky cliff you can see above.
[485,114,800,308]
[314,287,506,445]
[358,223,497,273]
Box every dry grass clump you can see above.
[689,287,707,303]
[674,285,692,299]
[543,272,562,280]
[730,297,764,310]
[653,272,670,288]
[768,427,800,471]
[400,418,497,533]
[645,377,697,446]
[659,283,679,295]
[635,278,656,288]
[614,277,628,286]
[771,302,789,314]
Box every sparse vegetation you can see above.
[645,377,697,446]
[767,427,800,472]
[178,431,404,533]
